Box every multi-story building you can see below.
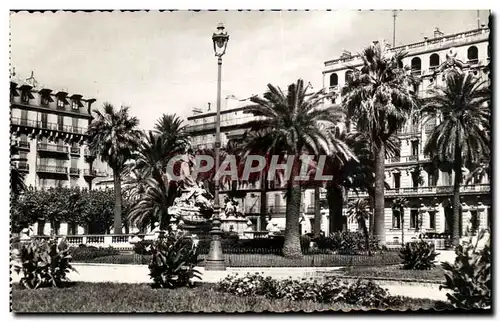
[9,72,107,189]
[186,26,491,243]
[322,26,491,243]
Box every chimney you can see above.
[434,27,444,39]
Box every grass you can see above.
[11,282,450,313]
[330,265,447,282]
[79,252,402,267]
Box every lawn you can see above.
[330,265,447,282]
[79,252,402,267]
[11,282,450,313]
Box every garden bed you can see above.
[327,265,446,283]
[78,251,401,267]
[11,282,450,313]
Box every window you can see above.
[68,222,78,235]
[411,171,419,188]
[72,100,79,110]
[392,209,401,229]
[41,95,50,106]
[444,171,452,186]
[40,113,48,129]
[411,57,422,75]
[21,91,30,103]
[20,110,28,124]
[37,220,46,235]
[487,208,491,228]
[429,53,440,70]
[467,46,479,64]
[345,71,353,83]
[57,99,65,108]
[410,209,419,229]
[57,115,64,131]
[411,141,419,156]
[469,210,479,234]
[329,73,338,87]
[393,173,401,189]
[429,211,436,229]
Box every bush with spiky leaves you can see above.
[148,232,202,289]
[399,240,439,270]
[12,238,77,289]
[440,230,491,309]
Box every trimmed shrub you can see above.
[12,238,76,289]
[71,245,119,262]
[440,230,491,309]
[400,240,439,270]
[148,232,202,288]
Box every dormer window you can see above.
[57,99,65,108]
[72,100,79,110]
[41,95,50,106]
[21,91,30,103]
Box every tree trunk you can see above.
[360,218,371,256]
[113,171,123,235]
[452,145,462,247]
[283,184,302,258]
[283,154,303,258]
[260,171,268,231]
[368,194,375,235]
[327,184,344,233]
[313,186,322,238]
[374,145,386,245]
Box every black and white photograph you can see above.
[8,7,492,314]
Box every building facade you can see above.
[322,26,491,243]
[186,26,491,243]
[9,72,108,191]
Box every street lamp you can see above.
[205,23,229,271]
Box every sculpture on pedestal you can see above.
[167,151,214,233]
[432,48,469,81]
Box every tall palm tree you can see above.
[422,70,490,246]
[244,79,347,258]
[87,103,142,234]
[342,42,419,244]
[346,198,372,255]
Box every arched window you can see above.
[429,53,440,70]
[345,70,353,83]
[329,73,338,87]
[467,46,478,64]
[410,57,422,75]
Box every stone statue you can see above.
[433,47,469,80]
[179,151,198,191]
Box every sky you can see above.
[10,10,490,131]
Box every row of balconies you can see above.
[13,141,92,157]
[385,154,431,165]
[33,165,105,177]
[347,183,490,198]
[11,117,88,135]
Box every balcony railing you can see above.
[36,165,68,174]
[10,117,87,135]
[386,155,429,164]
[328,85,339,91]
[70,147,80,154]
[37,143,69,153]
[411,69,422,76]
[83,169,96,177]
[18,141,30,149]
[16,162,29,171]
[347,184,490,198]
[69,167,80,176]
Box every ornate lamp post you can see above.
[205,23,229,271]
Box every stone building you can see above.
[322,26,491,244]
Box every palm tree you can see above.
[87,103,142,234]
[391,197,409,246]
[422,70,490,246]
[342,42,419,244]
[10,142,26,199]
[346,198,372,255]
[244,79,347,258]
